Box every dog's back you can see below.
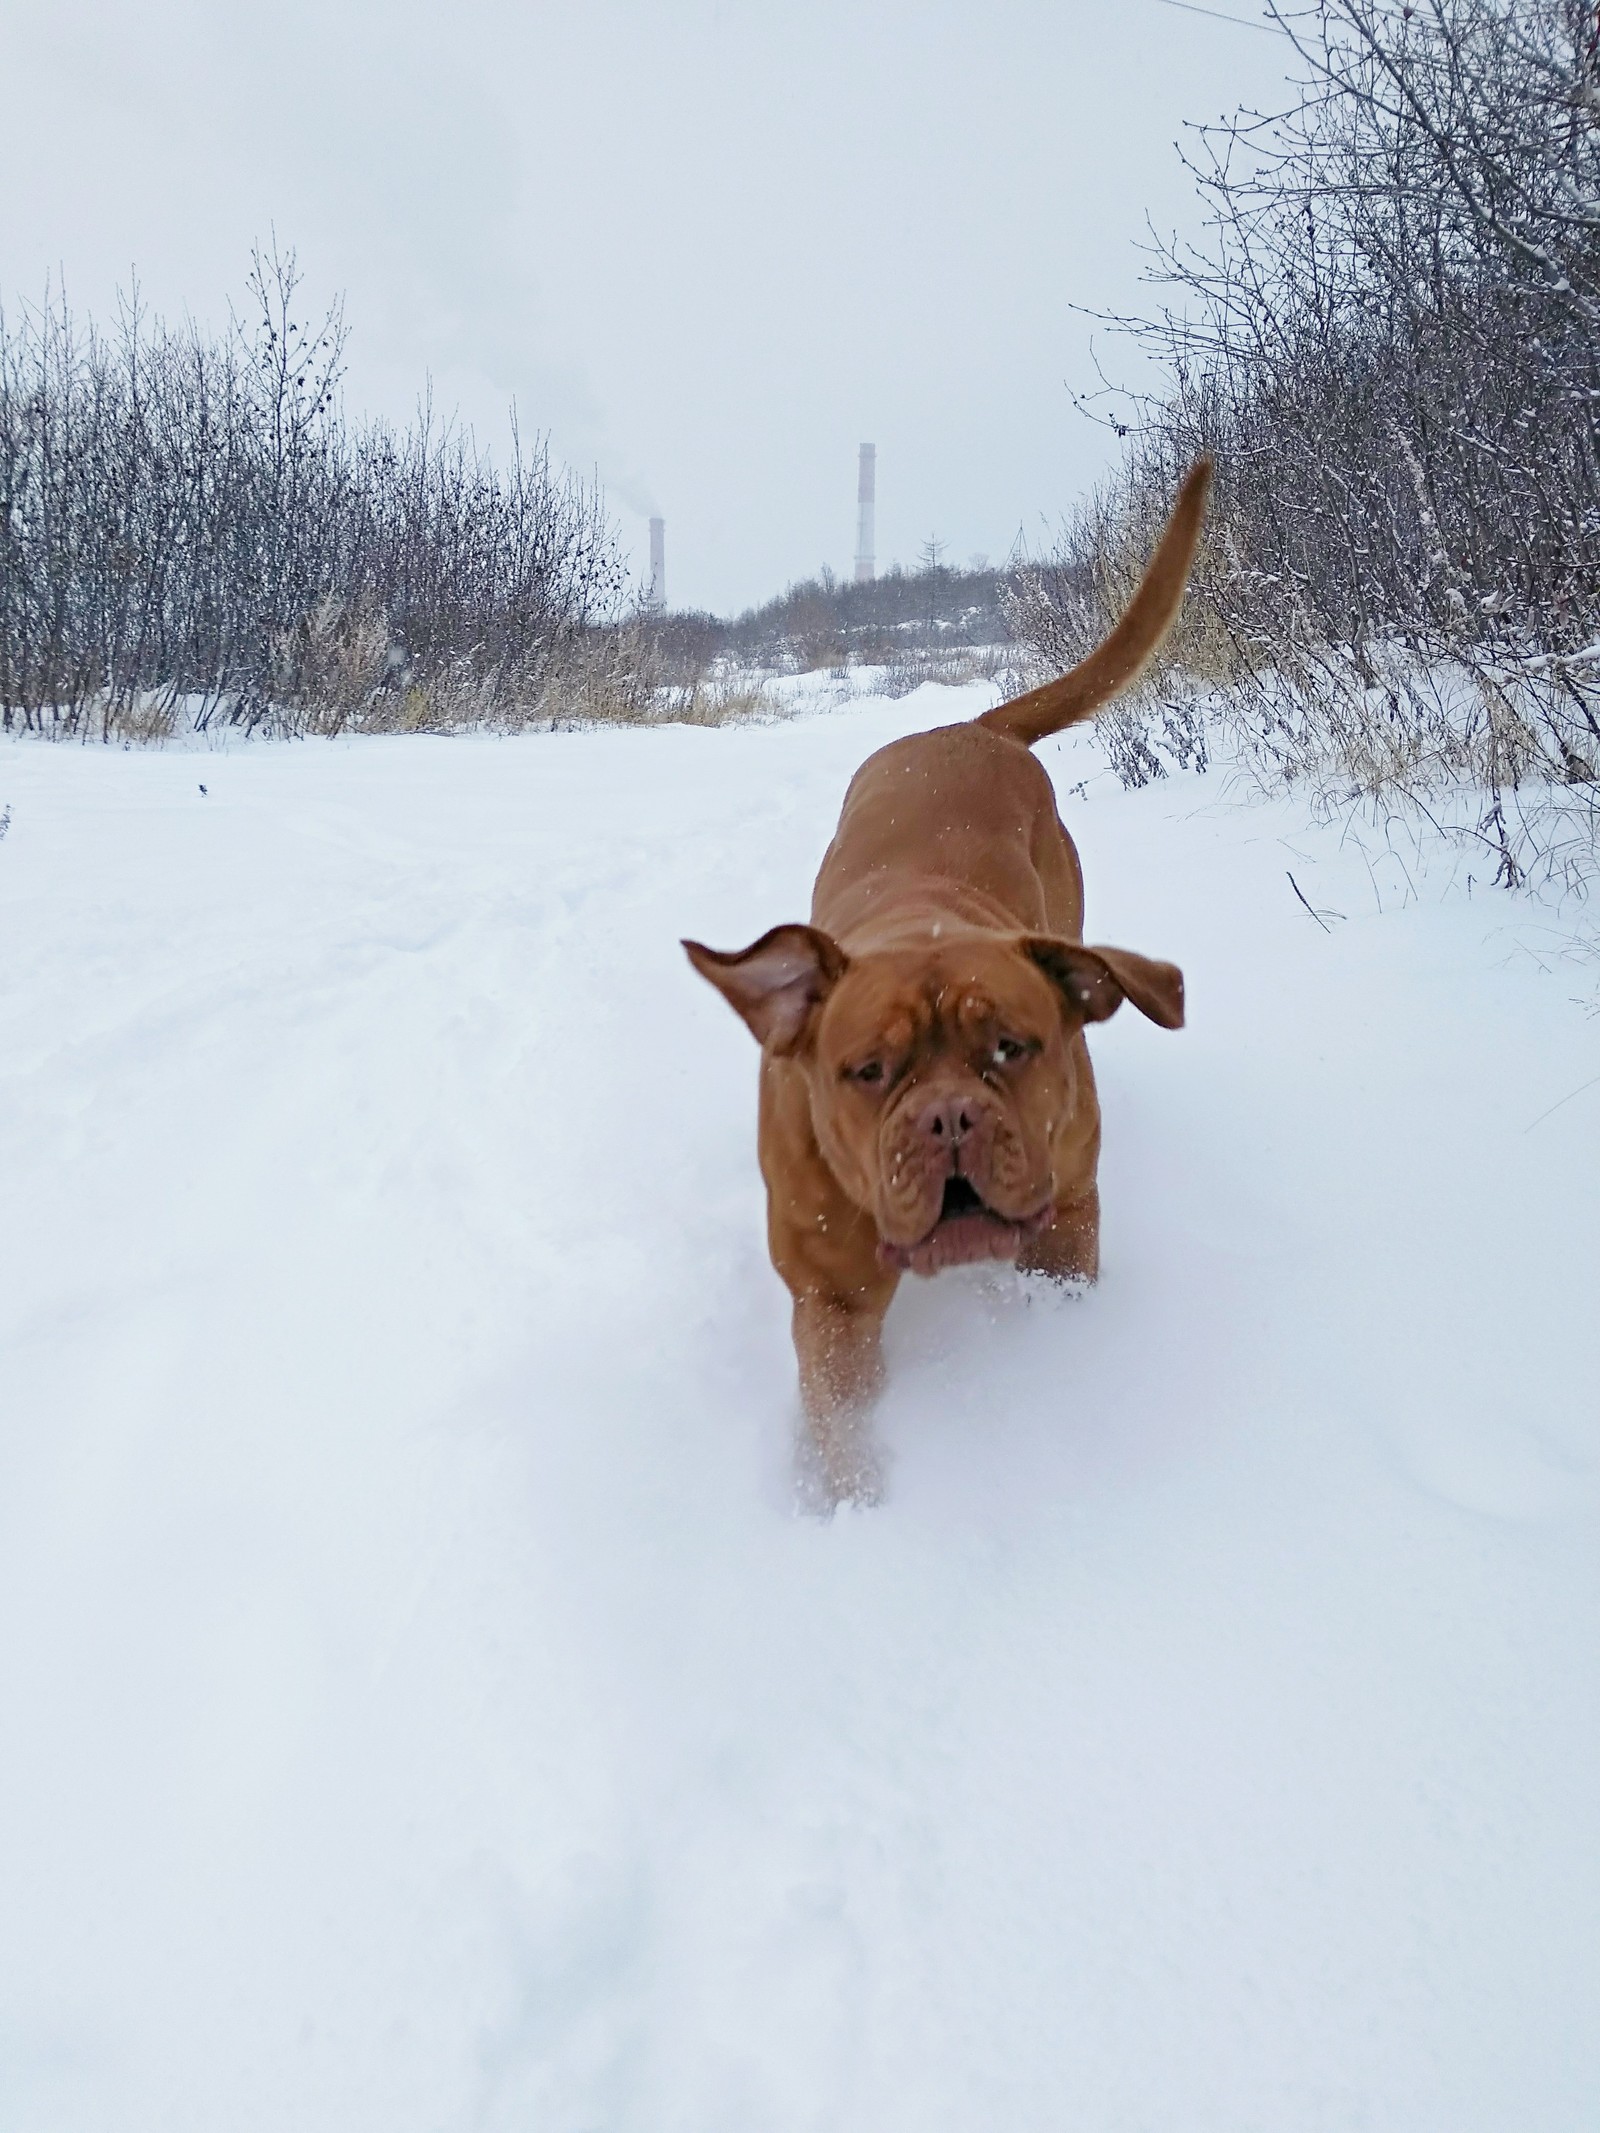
[812,721,1083,947]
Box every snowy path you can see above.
[3,689,1597,2130]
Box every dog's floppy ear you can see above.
[683,924,850,1052]
[1022,937,1185,1030]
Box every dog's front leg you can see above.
[762,1076,897,1504]
[793,1288,888,1418]
[791,1289,893,1506]
[1018,1183,1101,1285]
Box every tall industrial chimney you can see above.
[854,444,876,584]
[648,517,665,609]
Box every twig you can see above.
[1286,869,1331,930]
[1153,0,1282,28]
[1524,1070,1600,1133]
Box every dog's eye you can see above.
[848,1059,885,1085]
[993,1035,1031,1065]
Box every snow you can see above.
[2,685,1597,2130]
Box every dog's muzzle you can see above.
[877,1173,1051,1277]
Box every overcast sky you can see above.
[2,0,1290,614]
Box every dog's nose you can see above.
[916,1093,977,1146]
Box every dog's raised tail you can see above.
[979,457,1212,749]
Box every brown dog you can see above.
[686,462,1211,1500]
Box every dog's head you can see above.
[685,925,1183,1275]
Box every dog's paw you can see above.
[1017,1267,1094,1307]
[792,1422,887,1516]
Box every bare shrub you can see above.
[656,557,1018,679]
[875,642,1018,699]
[1011,0,1600,886]
[0,244,624,740]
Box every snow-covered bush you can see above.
[1010,0,1600,887]
[0,245,626,739]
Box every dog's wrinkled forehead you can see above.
[818,944,1053,1061]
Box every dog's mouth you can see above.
[937,1175,987,1221]
[878,1173,1051,1276]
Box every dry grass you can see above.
[1007,469,1600,894]
[875,643,1018,699]
[54,605,1022,746]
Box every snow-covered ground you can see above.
[3,685,1597,2131]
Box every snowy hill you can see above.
[2,685,1597,2130]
